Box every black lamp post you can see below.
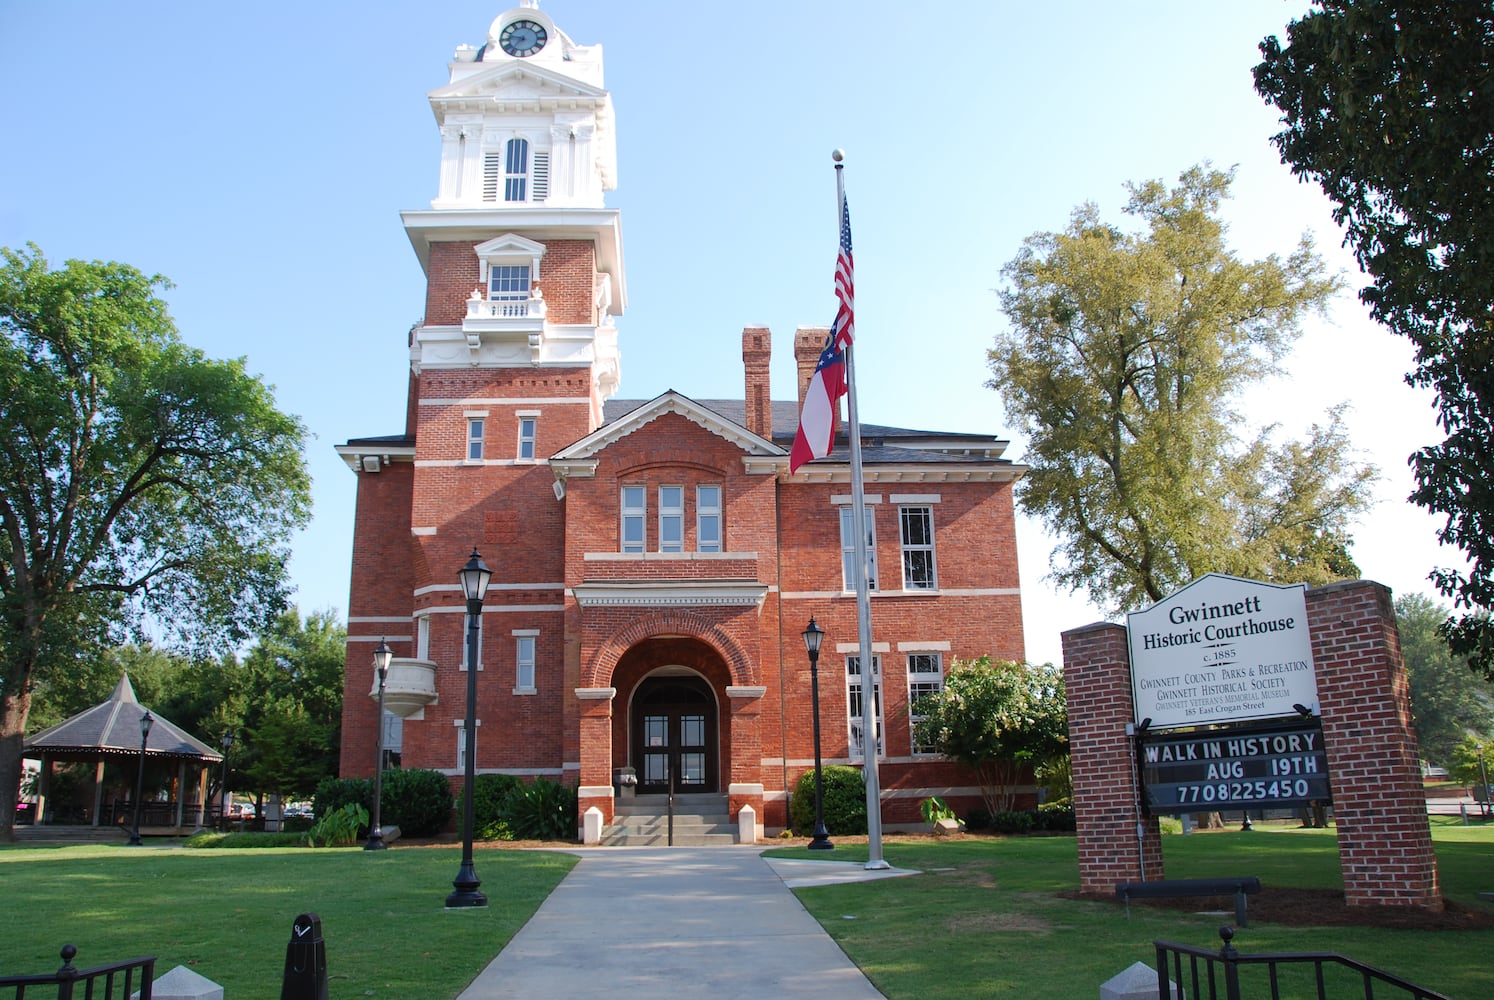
[219,731,234,831]
[802,618,834,851]
[447,549,490,908]
[127,711,154,846]
[365,638,393,851]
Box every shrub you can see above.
[474,773,524,841]
[964,807,993,831]
[789,766,867,836]
[313,777,372,827]
[1034,804,1076,832]
[990,810,1035,835]
[380,768,454,837]
[920,796,957,823]
[501,779,577,840]
[308,803,369,847]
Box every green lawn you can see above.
[0,844,576,999]
[768,818,1494,1000]
[3,820,1490,999]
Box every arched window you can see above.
[504,138,529,201]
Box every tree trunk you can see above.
[0,688,33,843]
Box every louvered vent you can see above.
[532,152,550,201]
[482,153,502,202]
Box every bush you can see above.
[963,807,993,831]
[789,766,867,836]
[308,803,369,847]
[990,810,1035,835]
[1034,804,1076,832]
[501,779,577,840]
[474,773,524,841]
[380,768,454,837]
[313,777,372,827]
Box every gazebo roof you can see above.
[23,674,222,763]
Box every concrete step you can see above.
[604,794,739,847]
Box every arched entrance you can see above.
[630,674,719,795]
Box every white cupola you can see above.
[427,4,616,210]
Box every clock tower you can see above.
[339,4,627,780]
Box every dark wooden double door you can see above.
[631,676,718,794]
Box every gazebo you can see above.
[22,674,223,834]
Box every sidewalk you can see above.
[456,846,916,999]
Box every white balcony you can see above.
[370,657,439,718]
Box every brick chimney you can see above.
[742,326,772,438]
[794,327,829,410]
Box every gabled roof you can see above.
[23,675,221,762]
[554,390,785,464]
[602,398,1022,466]
[427,59,607,117]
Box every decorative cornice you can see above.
[572,580,768,609]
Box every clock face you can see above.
[499,19,547,58]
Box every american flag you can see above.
[790,191,855,473]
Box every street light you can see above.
[365,638,394,851]
[219,731,234,831]
[127,711,154,847]
[802,618,834,851]
[447,549,491,908]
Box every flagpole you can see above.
[835,150,887,870]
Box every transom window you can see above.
[900,505,937,589]
[839,506,878,591]
[907,653,944,754]
[846,655,884,758]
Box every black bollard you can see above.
[281,912,328,1000]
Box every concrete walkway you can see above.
[456,846,916,999]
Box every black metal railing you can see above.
[1,945,154,1000]
[1155,927,1453,1000]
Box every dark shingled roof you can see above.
[23,675,222,762]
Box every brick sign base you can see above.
[1062,579,1441,910]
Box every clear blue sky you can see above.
[0,2,1453,666]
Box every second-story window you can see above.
[697,486,721,553]
[467,418,485,461]
[514,633,537,693]
[840,506,878,591]
[518,416,537,460]
[658,486,684,553]
[900,505,937,589]
[621,486,646,553]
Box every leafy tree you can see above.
[1255,4,1494,677]
[912,658,1067,814]
[0,245,311,840]
[988,165,1373,613]
[237,609,346,804]
[1397,593,1494,767]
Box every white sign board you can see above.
[1127,574,1317,730]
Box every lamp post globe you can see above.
[448,549,491,907]
[219,731,234,831]
[802,618,833,851]
[128,711,154,847]
[366,638,394,850]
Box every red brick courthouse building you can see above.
[337,4,1029,838]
